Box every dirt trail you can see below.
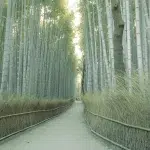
[0,101,112,150]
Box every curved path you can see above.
[0,102,112,150]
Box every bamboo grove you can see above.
[0,0,76,99]
[82,1,150,149]
[81,0,150,93]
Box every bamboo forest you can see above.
[0,0,150,150]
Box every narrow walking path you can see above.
[0,102,112,150]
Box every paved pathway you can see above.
[0,101,112,150]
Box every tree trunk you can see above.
[111,0,125,76]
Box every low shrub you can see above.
[0,95,73,140]
[83,77,150,150]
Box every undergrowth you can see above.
[83,76,150,150]
[0,94,73,140]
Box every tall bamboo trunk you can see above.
[111,0,125,75]
[1,0,12,93]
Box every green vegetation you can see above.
[0,0,150,149]
[0,0,76,98]
[0,0,76,139]
[0,95,73,140]
[81,0,150,149]
[83,76,150,149]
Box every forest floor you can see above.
[0,101,116,150]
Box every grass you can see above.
[83,76,150,150]
[0,94,74,140]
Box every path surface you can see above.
[0,101,112,150]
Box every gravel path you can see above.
[0,101,112,150]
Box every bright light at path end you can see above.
[67,0,78,12]
[73,12,81,27]
[75,45,82,59]
[67,0,82,60]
